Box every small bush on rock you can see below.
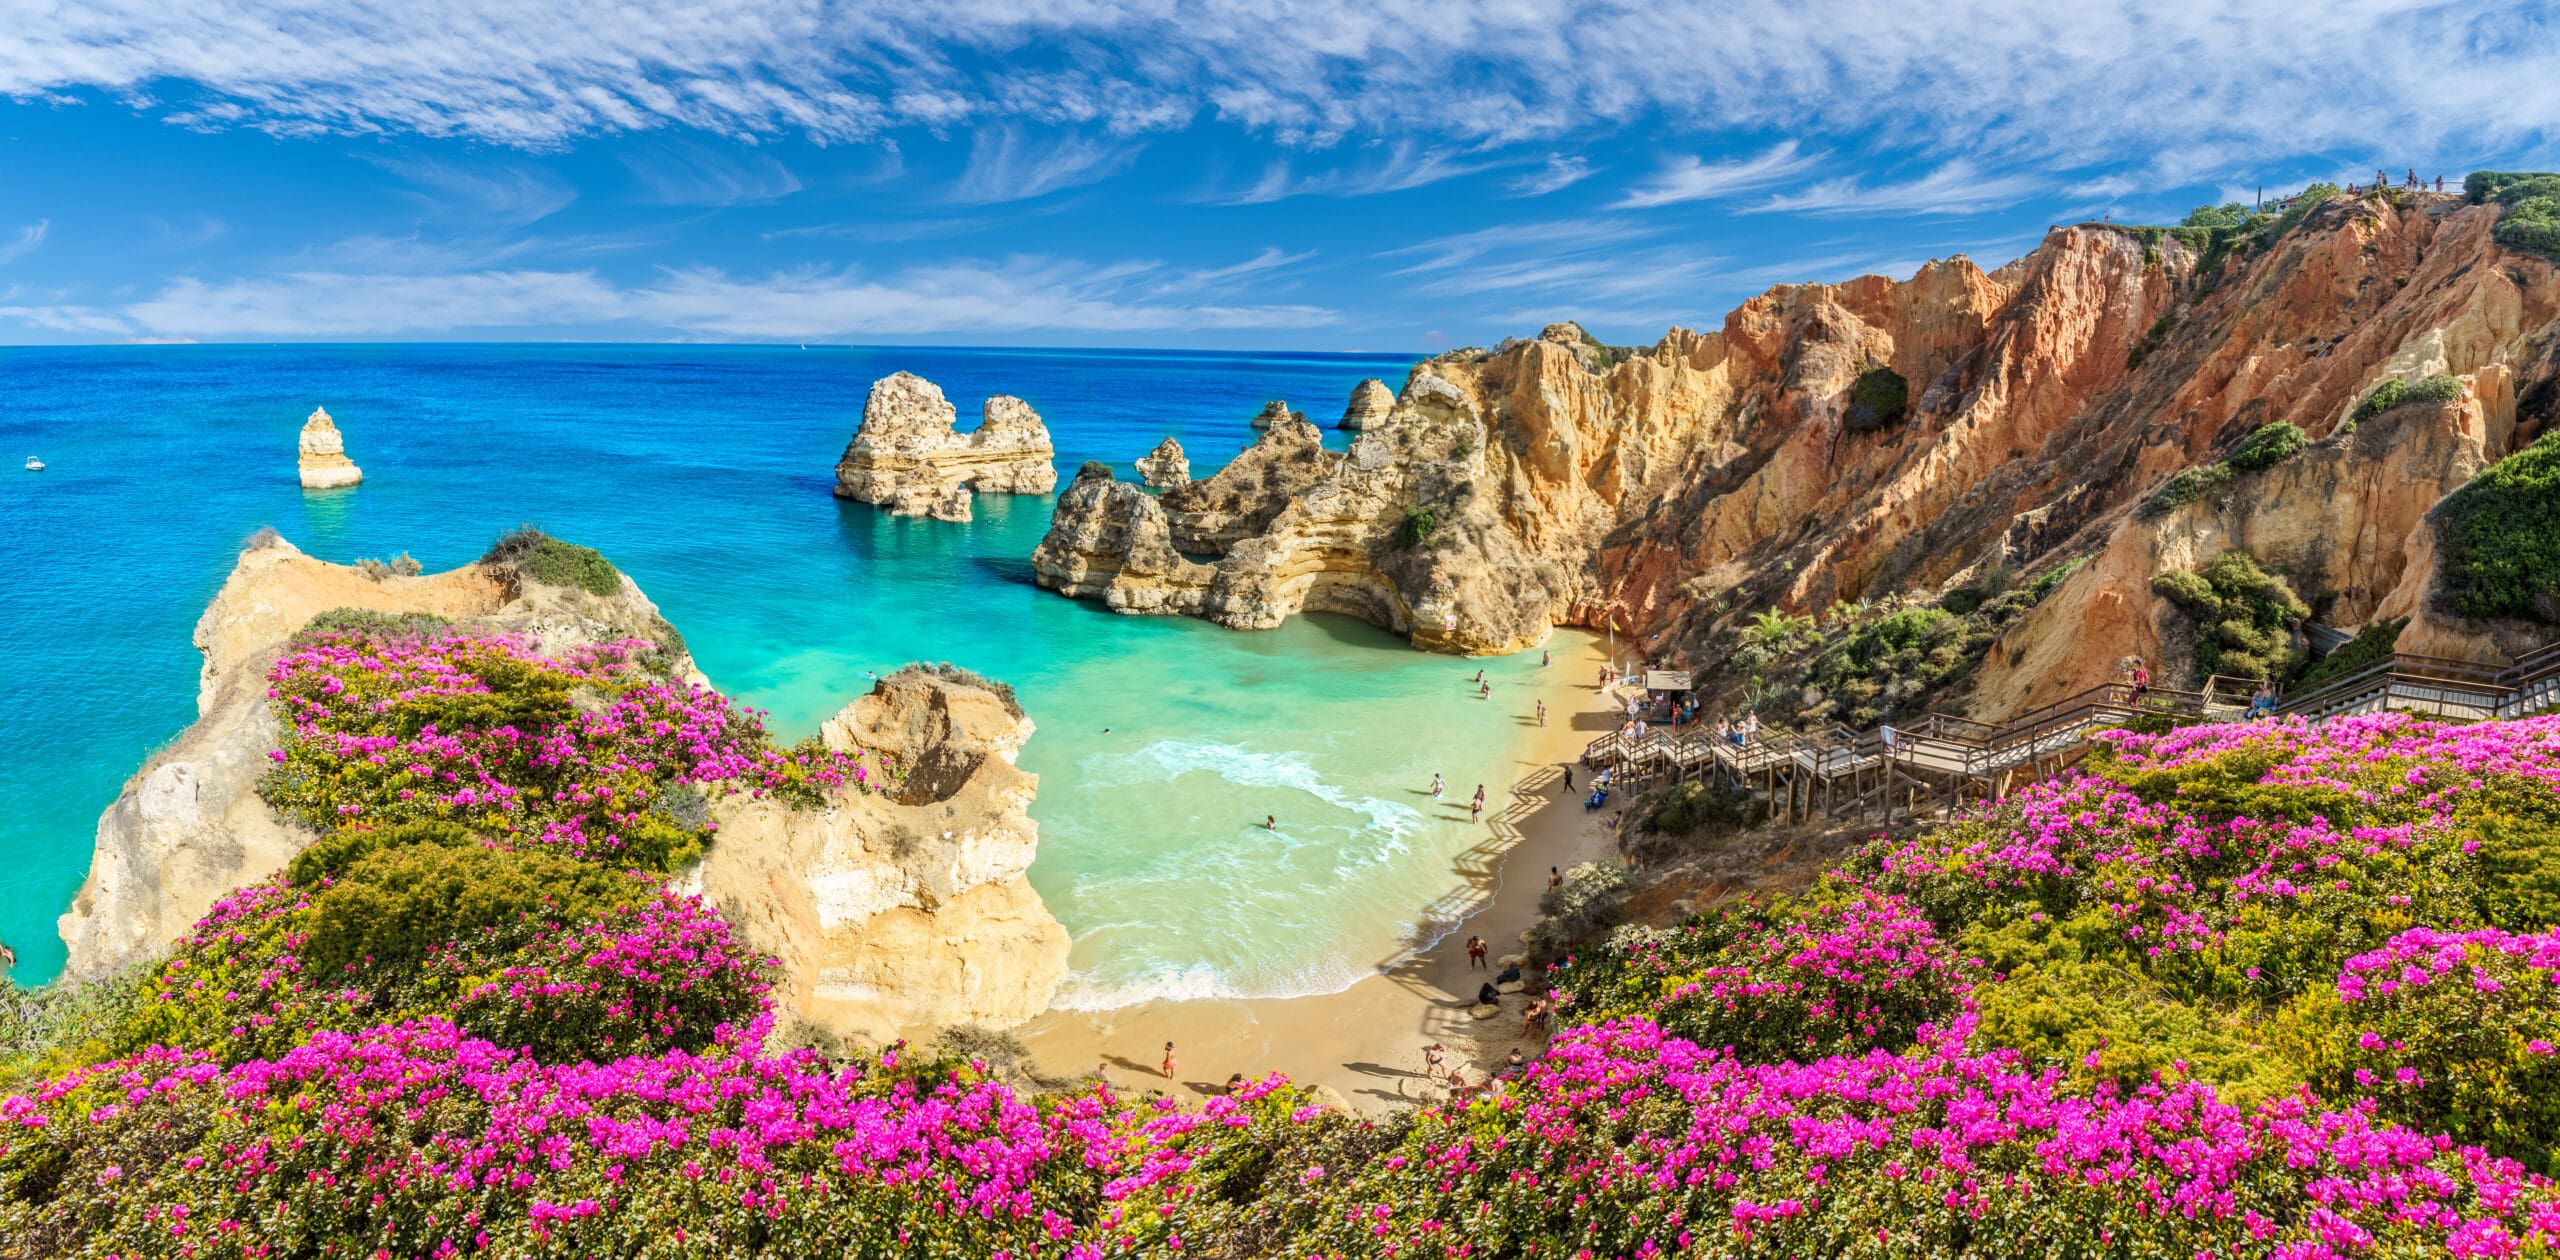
[1842,364,1909,432]
[2439,430,2560,621]
[483,526,622,595]
[2227,420,2310,470]
[2151,551,2307,681]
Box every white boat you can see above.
[23,456,41,472]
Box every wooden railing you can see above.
[1583,633,2560,826]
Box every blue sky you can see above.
[1,1,2555,351]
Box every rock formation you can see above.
[1340,378,1395,430]
[296,406,361,489]
[1136,436,1191,487]
[833,372,1058,522]
[1036,188,2560,696]
[686,670,1068,1042]
[59,534,1068,1043]
[1034,383,1559,652]
[1248,399,1304,430]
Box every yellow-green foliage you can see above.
[2150,551,2307,681]
[2438,431,2560,621]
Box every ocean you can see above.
[0,343,1576,1003]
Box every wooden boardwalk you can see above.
[1583,638,2560,826]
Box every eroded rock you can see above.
[297,407,361,489]
[833,372,1058,522]
[1339,378,1395,430]
[1135,436,1191,488]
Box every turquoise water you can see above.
[0,344,1567,1002]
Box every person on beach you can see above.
[1477,980,1501,1007]
[1466,934,1488,968]
[1098,1061,1111,1090]
[1226,1073,1246,1095]
[1536,699,1546,727]
[1479,680,1491,700]
[1263,815,1277,831]
[1562,765,1574,791]
[1423,1043,1446,1080]
[1541,649,1551,667]
[1431,773,1444,798]
[1522,998,1549,1035]
[1162,1042,1178,1080]
[1598,666,1609,689]
[1473,668,1485,684]
[1548,865,1564,890]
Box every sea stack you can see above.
[831,372,1059,522]
[1340,378,1394,430]
[296,407,361,489]
[1136,436,1191,487]
[1248,399,1304,430]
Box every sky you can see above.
[0,0,2556,351]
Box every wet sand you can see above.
[1016,629,1632,1110]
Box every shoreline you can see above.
[1015,627,1624,1109]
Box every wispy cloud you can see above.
[0,251,1339,340]
[949,129,1137,205]
[1211,143,1506,205]
[1509,155,1595,198]
[621,140,803,206]
[1612,142,1821,209]
[1746,162,2044,216]
[370,155,577,226]
[0,221,49,265]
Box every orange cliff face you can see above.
[1420,189,2559,714]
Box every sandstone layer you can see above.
[1248,400,1303,430]
[60,535,1067,1043]
[833,372,1058,522]
[1136,436,1191,488]
[1036,189,2560,697]
[1340,378,1395,430]
[296,406,361,489]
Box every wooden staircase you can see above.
[1583,637,2560,826]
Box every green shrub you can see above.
[289,607,455,647]
[2151,551,2307,681]
[1397,504,1437,548]
[2468,171,2560,206]
[1077,459,1113,481]
[2292,616,2408,691]
[893,661,1022,715]
[2139,462,2234,517]
[2027,555,2087,601]
[1641,779,1757,836]
[2258,182,2340,249]
[2496,196,2560,262]
[1939,586,1986,615]
[2438,431,2560,620]
[482,527,621,596]
[1842,365,1909,432]
[1526,861,1633,960]
[2227,421,2309,471]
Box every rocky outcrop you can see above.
[1036,188,2560,680]
[296,407,361,489]
[687,670,1069,1042]
[61,535,1067,1045]
[1340,379,1395,430]
[833,372,1058,522]
[1034,383,1561,652]
[1248,399,1304,430]
[1136,436,1191,488]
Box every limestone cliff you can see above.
[1034,186,2560,694]
[61,535,1067,1043]
[1136,436,1191,488]
[296,407,362,489]
[833,372,1058,522]
[685,669,1069,1043]
[1248,400,1304,430]
[1340,378,1395,430]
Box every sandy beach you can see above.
[1017,628,1628,1110]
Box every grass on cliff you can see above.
[2138,422,2312,519]
[2469,170,2560,263]
[2438,430,2560,622]
[2151,550,2308,683]
[482,525,622,595]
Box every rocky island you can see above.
[1339,377,1394,429]
[295,405,361,488]
[832,371,1058,521]
[1134,435,1190,487]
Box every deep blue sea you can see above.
[0,344,1577,1001]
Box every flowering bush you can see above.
[261,630,864,870]
[14,695,2560,1253]
[2293,926,2560,1170]
[1558,889,1976,1061]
